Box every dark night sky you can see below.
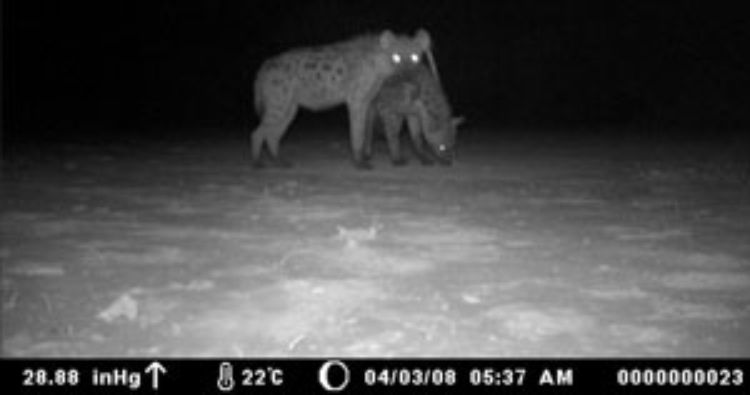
[4,1,750,139]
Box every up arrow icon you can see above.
[145,361,167,390]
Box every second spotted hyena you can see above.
[365,64,463,166]
[251,30,433,169]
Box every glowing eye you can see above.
[392,54,401,63]
[410,53,420,63]
[438,144,446,152]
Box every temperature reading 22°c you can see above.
[242,367,284,387]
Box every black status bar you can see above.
[3,358,748,394]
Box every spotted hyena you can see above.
[251,30,434,169]
[365,63,463,166]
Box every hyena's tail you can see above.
[252,70,265,118]
[240,67,255,137]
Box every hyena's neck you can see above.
[420,83,453,130]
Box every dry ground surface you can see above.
[2,127,749,357]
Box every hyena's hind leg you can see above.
[406,114,433,166]
[251,104,298,168]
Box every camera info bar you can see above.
[3,358,747,394]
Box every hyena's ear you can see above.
[415,29,432,50]
[379,30,396,48]
[452,116,465,129]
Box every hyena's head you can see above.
[374,29,432,74]
[424,116,464,165]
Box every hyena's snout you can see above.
[432,143,455,165]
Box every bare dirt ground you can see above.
[2,128,749,357]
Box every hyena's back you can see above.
[255,47,356,114]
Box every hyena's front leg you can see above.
[406,114,433,166]
[348,102,373,170]
[383,114,407,166]
[363,105,376,162]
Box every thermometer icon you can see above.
[217,362,235,392]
